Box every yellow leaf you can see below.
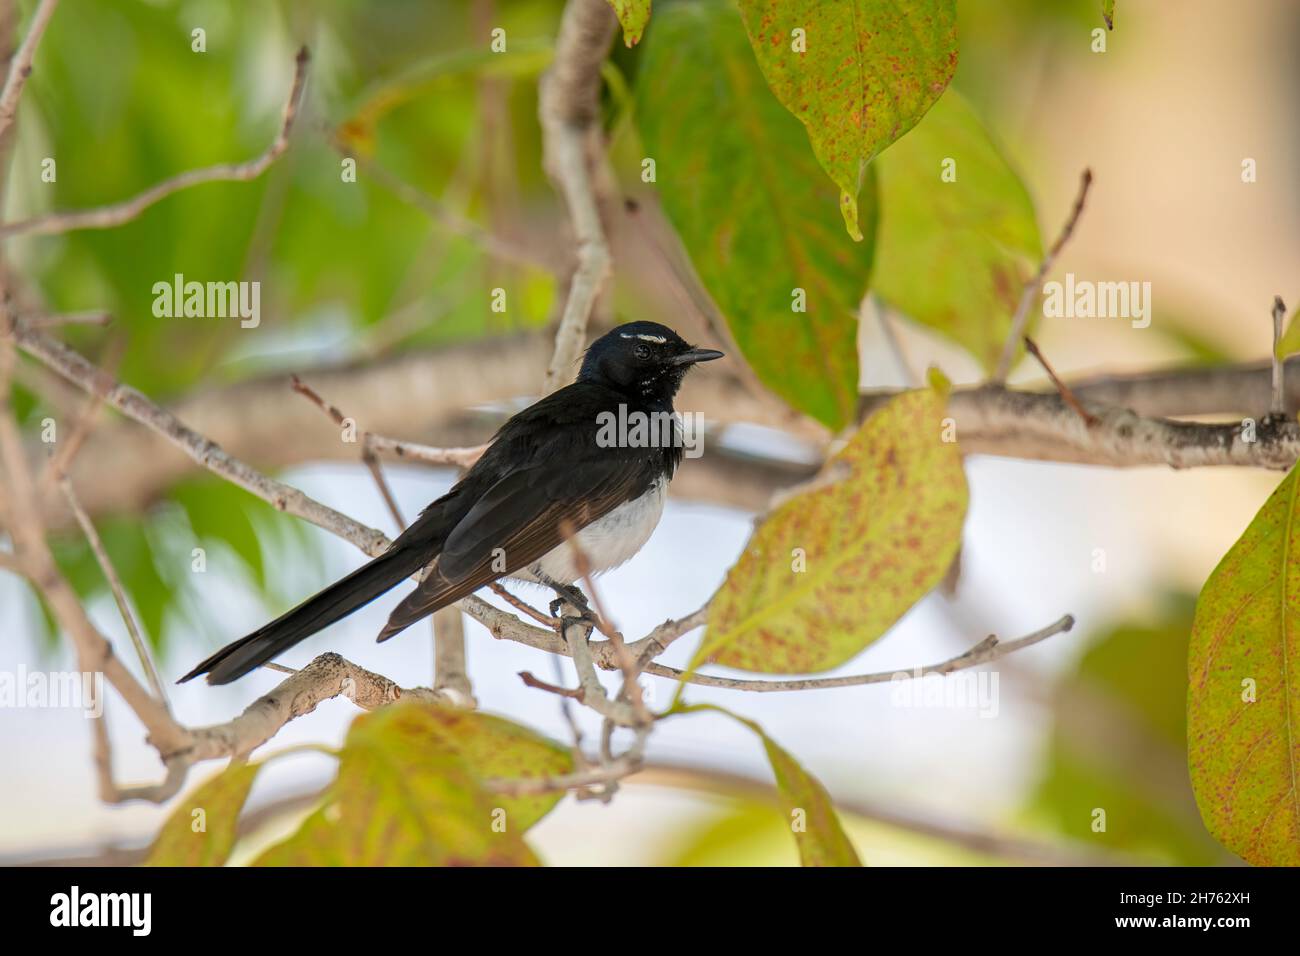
[1188,464,1300,865]
[254,704,567,866]
[696,385,967,673]
[145,763,260,867]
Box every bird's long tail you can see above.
[178,545,429,685]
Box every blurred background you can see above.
[0,0,1297,865]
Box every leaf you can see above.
[255,704,567,866]
[735,0,958,240]
[695,383,966,673]
[413,708,574,831]
[681,705,861,866]
[1188,464,1300,865]
[1102,0,1116,30]
[872,90,1042,372]
[637,0,876,430]
[1274,304,1300,359]
[145,763,261,866]
[607,1,651,46]
[172,478,268,588]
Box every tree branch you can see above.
[0,46,310,240]
[538,0,617,393]
[0,0,57,145]
[993,168,1094,383]
[641,614,1074,692]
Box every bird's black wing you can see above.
[376,443,652,641]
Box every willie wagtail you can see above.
[180,321,723,684]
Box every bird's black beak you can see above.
[671,347,725,366]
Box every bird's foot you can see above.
[545,582,597,639]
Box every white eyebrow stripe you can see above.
[620,333,668,343]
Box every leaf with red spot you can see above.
[637,0,875,431]
[694,381,966,673]
[1188,464,1300,866]
[735,0,958,240]
[607,1,651,46]
[254,703,570,866]
[872,90,1042,373]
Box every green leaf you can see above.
[680,704,862,866]
[255,703,564,866]
[735,0,957,240]
[872,90,1042,372]
[172,478,267,588]
[145,763,261,866]
[695,383,966,673]
[1188,464,1300,865]
[1029,599,1234,865]
[607,1,652,46]
[1102,0,1116,30]
[637,0,876,430]
[413,708,574,831]
[1274,304,1300,359]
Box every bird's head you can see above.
[579,321,724,403]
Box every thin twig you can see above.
[0,46,310,240]
[22,310,112,329]
[1023,337,1099,427]
[519,670,585,701]
[641,614,1075,692]
[1270,295,1288,415]
[322,126,550,272]
[488,581,559,627]
[0,0,58,144]
[57,472,169,706]
[365,433,486,469]
[36,336,123,492]
[993,169,1094,383]
[0,333,187,758]
[289,374,407,527]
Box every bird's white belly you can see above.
[515,477,667,585]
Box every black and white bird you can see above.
[180,321,723,685]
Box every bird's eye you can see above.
[634,343,651,360]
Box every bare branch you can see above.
[365,433,486,469]
[0,46,310,240]
[432,606,473,706]
[641,614,1075,692]
[57,472,169,706]
[169,652,448,771]
[323,134,552,273]
[1271,295,1288,415]
[993,169,1094,383]
[0,0,58,144]
[22,309,113,329]
[1023,336,1099,427]
[538,0,617,393]
[0,330,188,758]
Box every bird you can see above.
[179,321,724,685]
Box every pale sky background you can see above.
[1,0,1298,864]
